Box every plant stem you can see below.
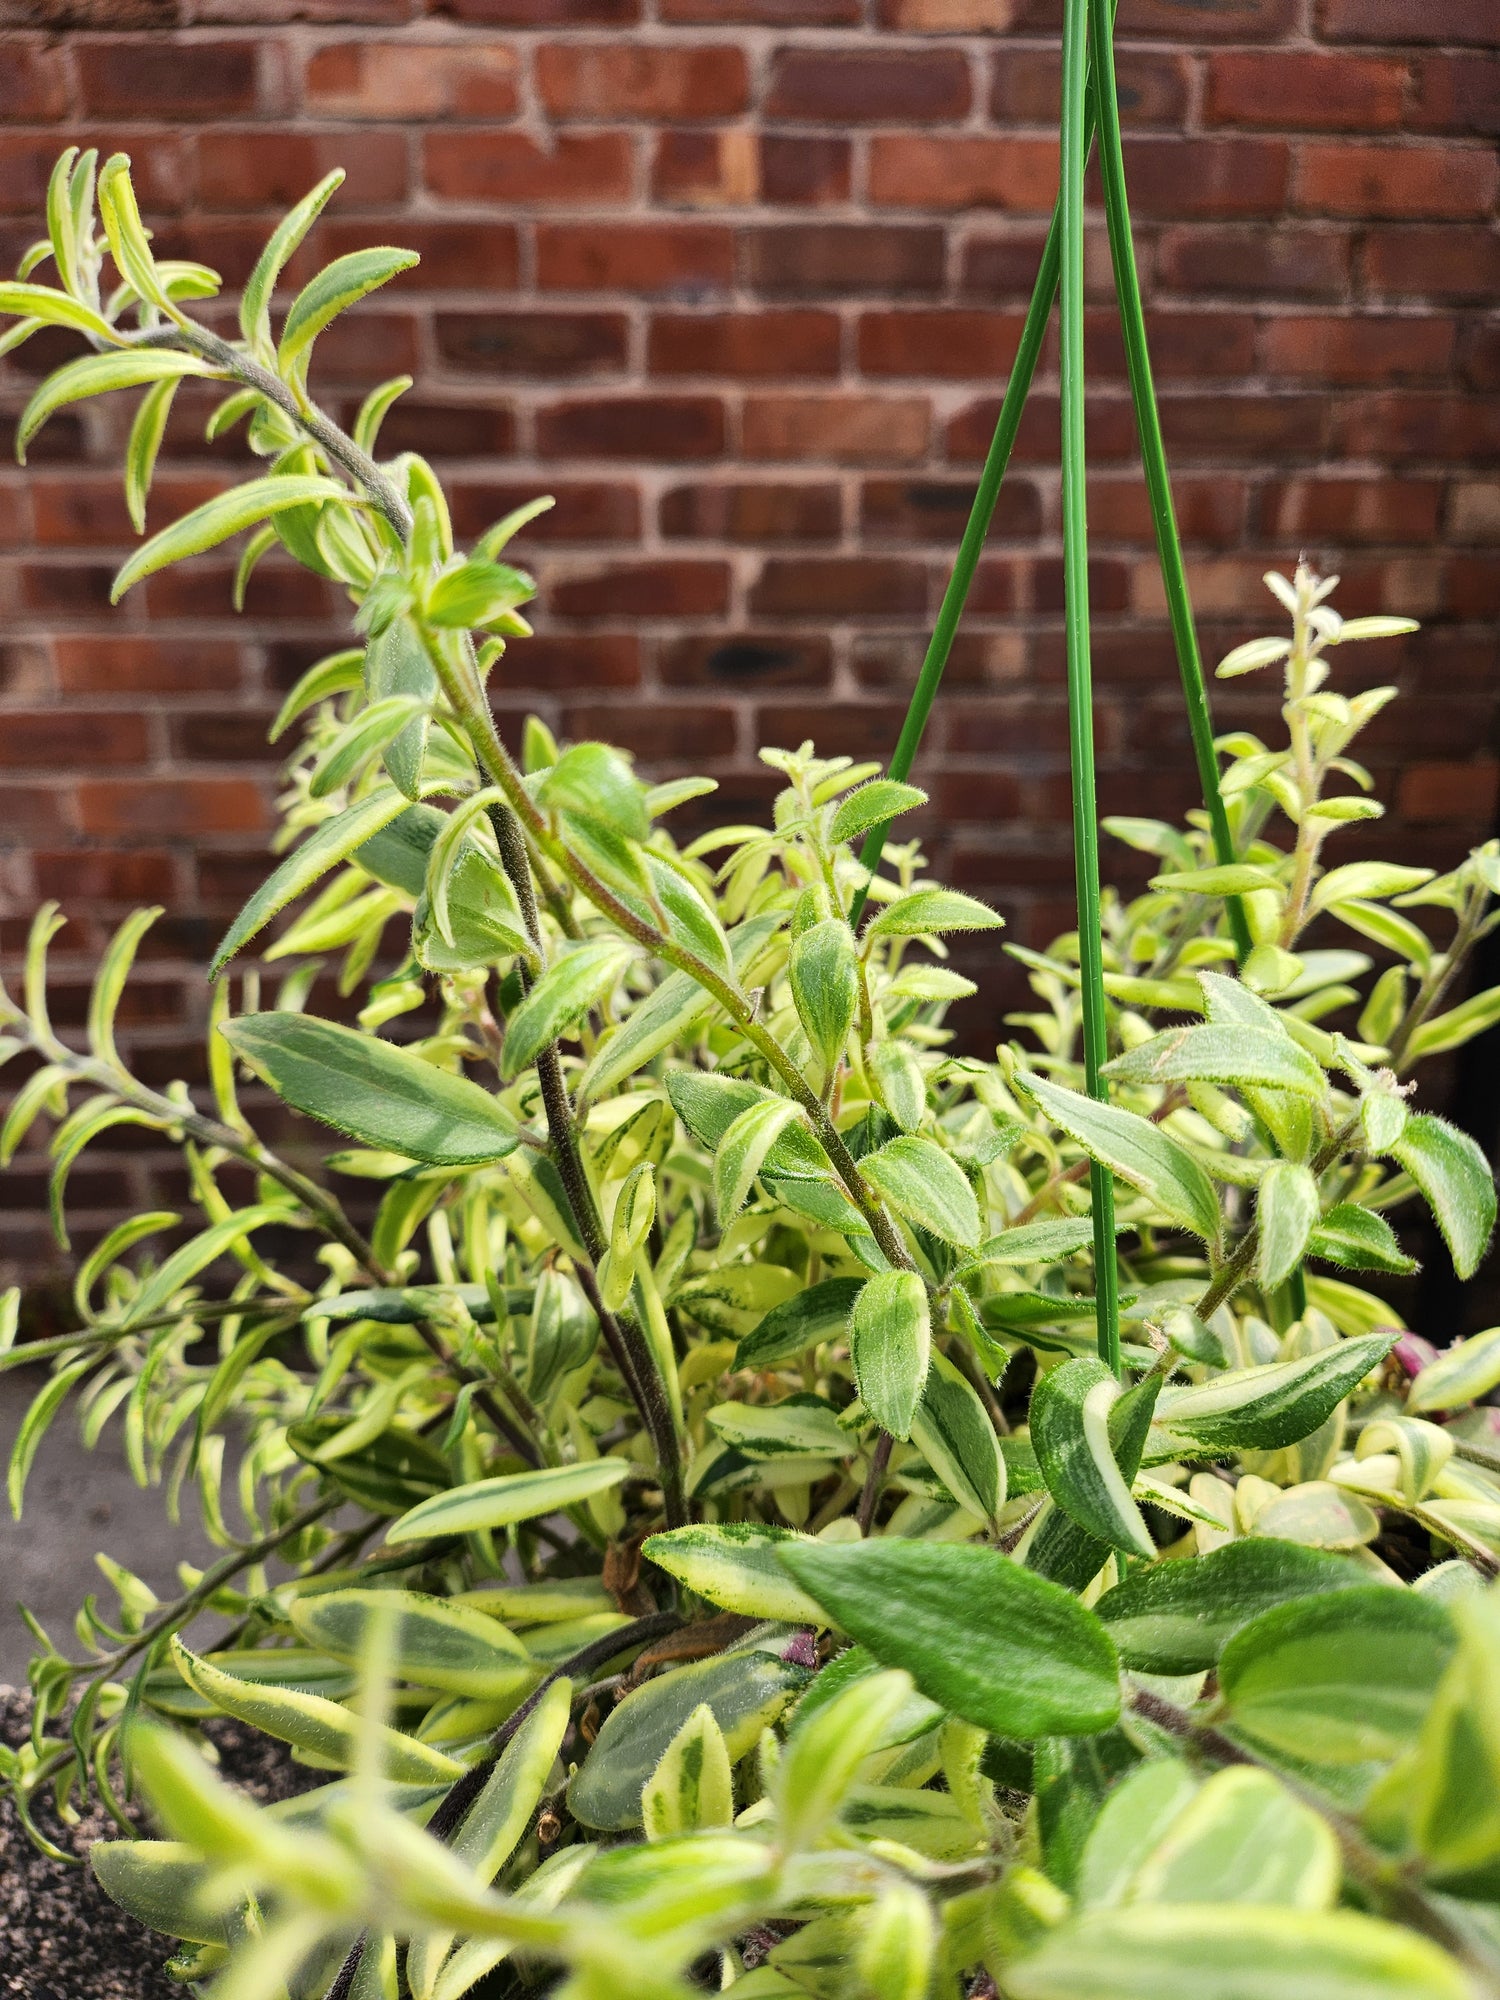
[857,1431,894,1536]
[1087,0,1251,969]
[1060,0,1120,1378]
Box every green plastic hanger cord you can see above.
[1086,0,1252,969]
[1061,0,1121,1377]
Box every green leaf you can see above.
[269,647,365,744]
[123,374,179,536]
[1306,1201,1416,1276]
[1219,1587,1456,1764]
[789,919,858,1073]
[1030,1358,1156,1559]
[170,1637,463,1783]
[706,1394,846,1459]
[1094,1539,1366,1675]
[426,558,535,631]
[1310,861,1434,916]
[580,971,713,1100]
[849,1270,930,1439]
[735,1276,867,1371]
[1150,864,1282,896]
[91,1841,231,1948]
[0,280,119,344]
[500,940,633,1080]
[870,1039,926,1133]
[965,1218,1100,1268]
[641,1701,734,1840]
[385,1458,630,1544]
[241,168,344,353]
[860,1134,980,1248]
[1021,1073,1220,1241]
[1075,1760,1202,1909]
[9,1357,93,1517]
[1256,1161,1321,1291]
[1409,1326,1500,1413]
[829,780,927,845]
[643,1523,825,1625]
[1130,1764,1339,1909]
[569,1649,805,1831]
[363,615,435,801]
[1104,1024,1325,1101]
[535,741,648,843]
[1153,1332,1396,1455]
[910,1348,1005,1523]
[112,474,353,601]
[220,1012,518,1165]
[714,1096,804,1225]
[18,350,213,463]
[1215,635,1292,678]
[306,693,425,800]
[1380,1592,1500,1896]
[776,1669,914,1851]
[1007,1906,1471,2000]
[866,889,1003,938]
[1390,1113,1496,1281]
[665,1069,829,1179]
[287,1589,537,1699]
[211,789,411,974]
[777,1539,1120,1740]
[122,1201,291,1329]
[278,246,419,369]
[1405,983,1500,1060]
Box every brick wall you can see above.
[0,0,1497,1281]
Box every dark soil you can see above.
[0,1688,315,2000]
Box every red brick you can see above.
[546,559,730,620]
[1317,0,1500,45]
[0,712,150,767]
[1362,227,1500,302]
[304,40,518,117]
[659,633,834,687]
[755,700,910,760]
[29,476,221,548]
[424,131,633,204]
[537,44,748,120]
[660,481,842,541]
[296,310,419,383]
[536,396,726,460]
[77,39,261,119]
[1204,52,1409,130]
[743,394,931,462]
[1088,474,1246,547]
[1330,391,1500,464]
[1460,323,1500,390]
[880,0,1022,22]
[861,476,1042,542]
[1156,225,1351,301]
[1257,477,1444,545]
[749,557,928,617]
[199,130,409,210]
[766,49,970,123]
[76,780,271,838]
[0,44,70,121]
[435,311,628,376]
[649,311,841,378]
[1398,760,1500,823]
[868,136,1059,212]
[1159,392,1331,459]
[745,225,946,294]
[169,713,281,763]
[52,638,247,697]
[342,399,517,459]
[1450,480,1500,540]
[859,309,1029,379]
[1294,143,1498,219]
[0,133,190,217]
[1116,138,1290,219]
[1261,314,1455,382]
[437,0,637,16]
[660,0,858,17]
[1086,309,1256,381]
[537,223,734,295]
[946,392,1139,464]
[32,851,177,903]
[762,135,852,207]
[1408,56,1500,137]
[1069,0,1295,33]
[562,702,738,763]
[450,481,641,543]
[320,222,520,292]
[990,48,1188,126]
[499,636,641,688]
[959,227,1056,300]
[653,131,761,208]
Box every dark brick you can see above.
[435,312,629,376]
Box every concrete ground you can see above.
[0,1369,216,1685]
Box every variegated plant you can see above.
[3,147,1500,2000]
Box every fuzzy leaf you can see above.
[240,168,343,352]
[1021,1073,1220,1242]
[735,1276,867,1371]
[1306,1202,1416,1276]
[287,1589,536,1699]
[829,780,927,845]
[1408,1325,1500,1414]
[278,246,419,368]
[385,1459,630,1544]
[500,941,634,1080]
[212,789,411,974]
[866,889,1003,938]
[1105,1025,1325,1101]
[1153,1332,1396,1455]
[112,475,352,601]
[714,1096,803,1224]
[910,1348,1004,1523]
[860,1134,981,1248]
[18,350,213,463]
[777,1538,1120,1740]
[849,1270,930,1439]
[1030,1358,1157,1559]
[535,742,648,843]
[1390,1113,1496,1281]
[789,919,858,1073]
[221,1012,518,1164]
[643,1523,825,1625]
[1256,1161,1321,1291]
